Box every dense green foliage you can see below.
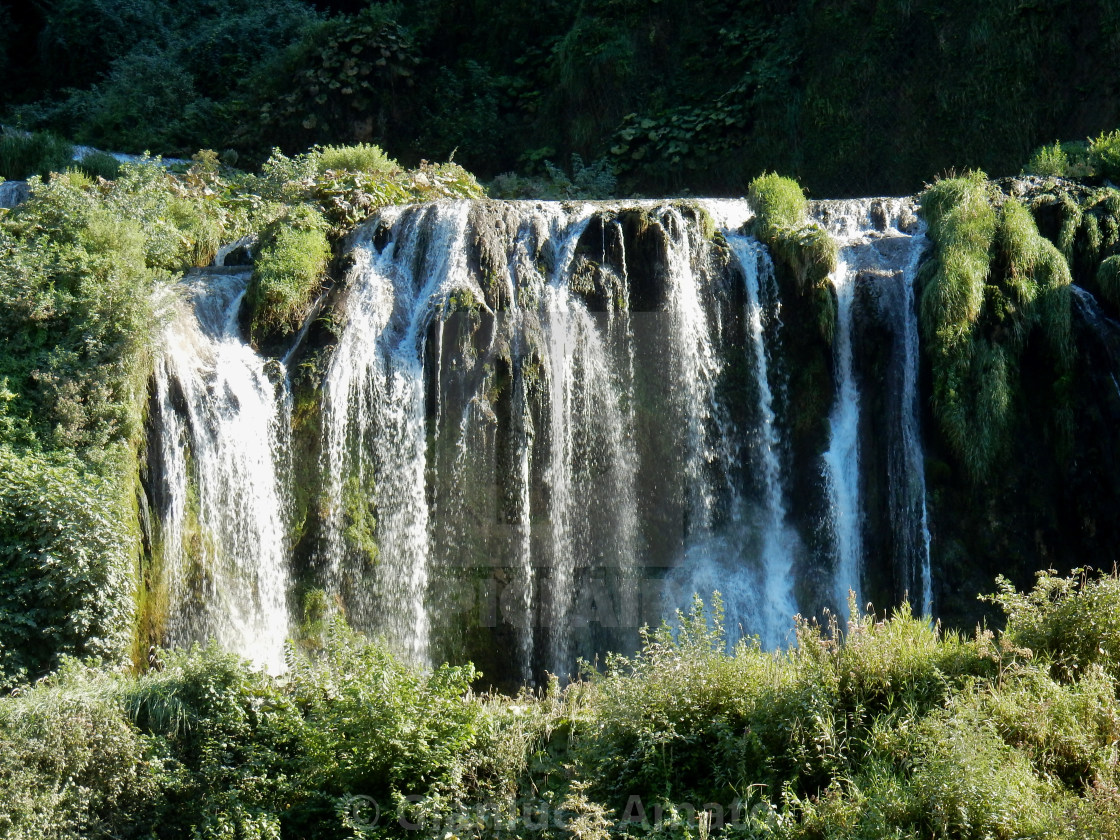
[912,172,1120,630]
[4,574,1120,837]
[4,1,1120,195]
[0,448,135,686]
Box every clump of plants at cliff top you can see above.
[918,171,1073,480]
[0,142,482,683]
[747,173,838,342]
[5,571,1120,838]
[245,203,331,348]
[1024,129,1120,182]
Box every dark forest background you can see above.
[3,0,1119,196]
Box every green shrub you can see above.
[311,143,398,176]
[980,665,1120,786]
[542,154,618,199]
[0,447,135,683]
[748,172,809,237]
[0,163,205,450]
[285,622,482,834]
[910,705,1068,838]
[246,203,330,346]
[1090,129,1120,182]
[991,569,1120,682]
[0,661,155,838]
[75,150,121,180]
[1025,141,1070,177]
[119,643,302,839]
[0,132,74,180]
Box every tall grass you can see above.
[0,131,74,180]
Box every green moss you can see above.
[341,475,378,571]
[919,175,996,346]
[770,221,839,291]
[747,172,808,236]
[446,286,479,314]
[292,587,330,654]
[747,173,837,343]
[1057,193,1083,262]
[246,203,330,347]
[1098,256,1120,310]
[920,177,1073,480]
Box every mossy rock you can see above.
[245,204,331,354]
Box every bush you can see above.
[1025,141,1070,177]
[0,163,210,450]
[285,622,483,836]
[0,447,135,683]
[1090,129,1120,182]
[0,131,74,180]
[0,661,155,837]
[120,643,302,839]
[991,569,1120,681]
[246,203,331,346]
[311,143,398,176]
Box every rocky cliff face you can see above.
[142,191,1120,687]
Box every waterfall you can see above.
[729,235,800,644]
[322,201,638,676]
[816,201,869,615]
[654,202,801,647]
[151,269,292,674]
[146,197,940,677]
[321,202,472,665]
[900,223,933,615]
[816,199,931,617]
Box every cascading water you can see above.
[148,196,941,679]
[900,223,933,615]
[662,201,800,647]
[819,208,867,615]
[151,269,292,674]
[816,199,931,616]
[321,202,473,665]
